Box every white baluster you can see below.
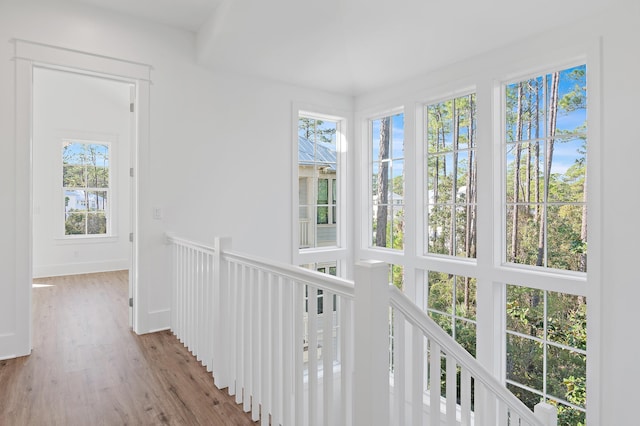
[322,289,334,426]
[308,285,318,425]
[446,353,457,424]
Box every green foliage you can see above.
[299,117,336,144]
[506,286,587,425]
[65,212,107,235]
[427,272,477,356]
[391,264,403,290]
[427,94,476,258]
[63,142,109,236]
[392,175,404,197]
[372,196,405,251]
[505,66,587,272]
[558,68,587,113]
[65,213,86,235]
[427,271,477,404]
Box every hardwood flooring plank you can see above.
[0,271,257,426]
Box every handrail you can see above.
[166,233,555,426]
[389,285,545,426]
[223,249,355,299]
[165,233,217,255]
[166,232,355,299]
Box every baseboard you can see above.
[143,309,171,334]
[33,259,130,278]
[0,333,28,361]
[0,333,15,360]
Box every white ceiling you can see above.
[73,0,622,95]
[75,0,224,32]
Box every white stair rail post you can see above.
[213,237,232,389]
[354,260,390,426]
[534,402,558,426]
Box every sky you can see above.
[63,141,109,166]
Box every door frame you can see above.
[14,39,151,354]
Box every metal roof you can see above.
[298,135,336,170]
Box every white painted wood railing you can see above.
[169,234,354,425]
[167,235,557,426]
[387,287,557,426]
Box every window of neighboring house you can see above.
[62,140,110,236]
[300,262,339,365]
[426,94,477,258]
[298,115,339,249]
[296,110,347,369]
[506,286,587,424]
[316,178,337,225]
[370,112,404,250]
[301,262,338,314]
[503,64,588,425]
[504,65,587,272]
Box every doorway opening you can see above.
[32,67,134,325]
[14,39,151,355]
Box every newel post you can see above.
[354,260,390,426]
[534,402,558,426]
[213,237,232,389]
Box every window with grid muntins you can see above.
[504,65,587,272]
[62,140,110,236]
[426,93,477,258]
[371,112,404,250]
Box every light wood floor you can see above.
[0,271,256,425]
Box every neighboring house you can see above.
[298,135,337,248]
[64,190,108,212]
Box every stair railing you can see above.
[167,234,557,426]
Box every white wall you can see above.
[354,3,640,425]
[32,68,131,278]
[0,0,352,354]
[597,4,640,425]
[5,0,637,424]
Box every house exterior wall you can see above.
[298,165,338,249]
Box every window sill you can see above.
[55,235,120,245]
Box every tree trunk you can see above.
[536,72,559,267]
[510,83,524,262]
[375,117,390,247]
[580,166,588,271]
[525,81,533,203]
[465,94,475,260]
[451,106,459,256]
[464,95,476,313]
[534,79,541,221]
[433,109,443,204]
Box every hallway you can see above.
[0,271,256,425]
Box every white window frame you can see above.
[356,39,602,423]
[293,105,350,277]
[499,65,589,279]
[423,91,478,261]
[354,38,601,426]
[60,137,114,239]
[496,59,594,421]
[366,107,406,253]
